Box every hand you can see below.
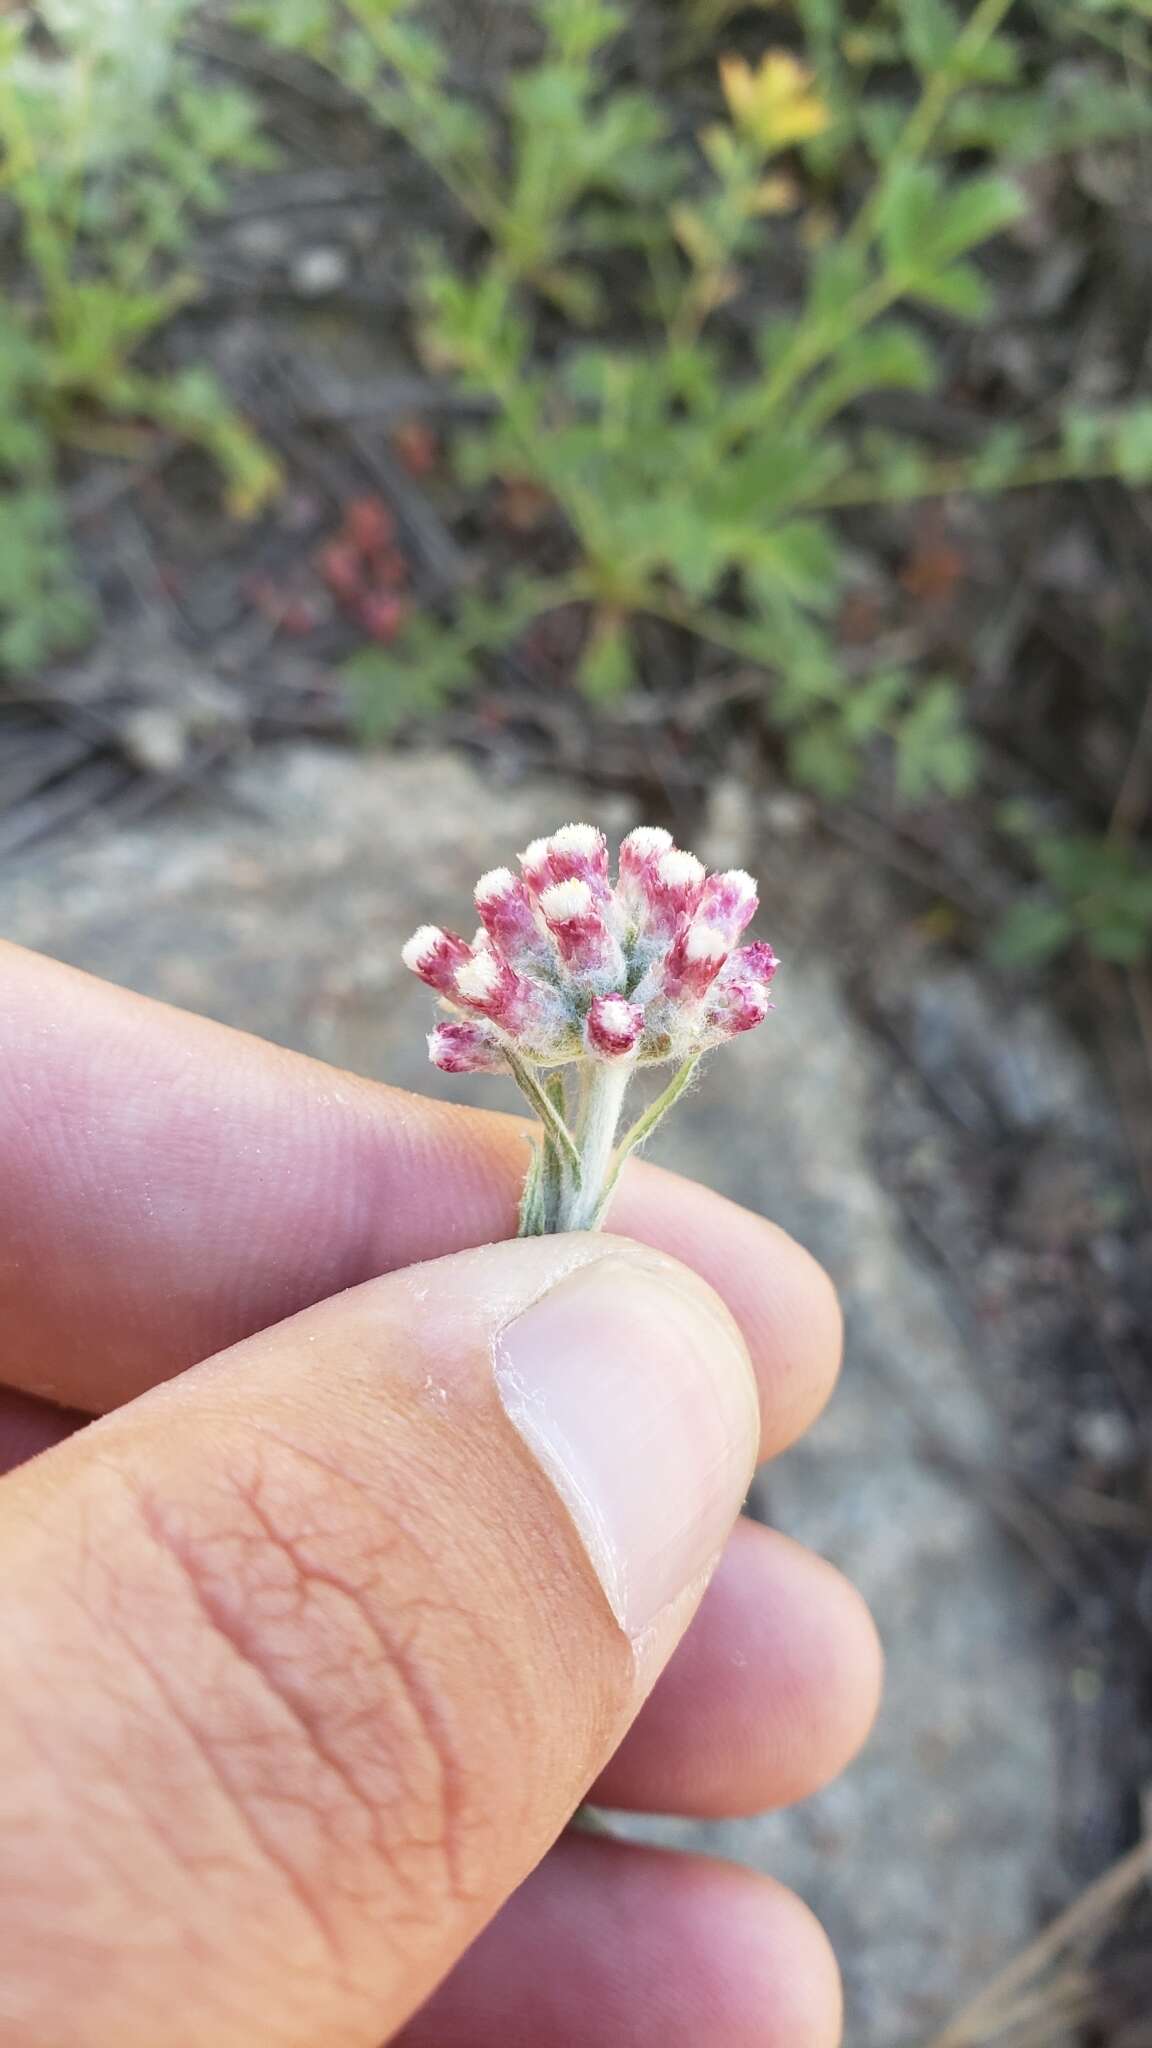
[0,942,881,2048]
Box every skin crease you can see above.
[0,944,882,2047]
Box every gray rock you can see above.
[290,244,352,296]
[2,744,1072,2045]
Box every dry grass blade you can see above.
[924,1832,1152,2048]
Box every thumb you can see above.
[0,1234,759,2048]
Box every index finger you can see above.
[0,942,840,1441]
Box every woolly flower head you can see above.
[402,824,778,1076]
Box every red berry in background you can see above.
[342,494,396,555]
[242,572,281,615]
[318,540,363,602]
[359,593,410,643]
[392,421,439,478]
[374,546,411,591]
[278,597,320,637]
[498,476,551,533]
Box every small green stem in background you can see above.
[513,1055,703,1236]
[591,1057,701,1229]
[506,1052,583,1183]
[845,0,1019,253]
[808,449,1127,508]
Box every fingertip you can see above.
[593,1518,881,1819]
[682,1858,844,2048]
[612,1163,844,1456]
[396,1838,843,2048]
[748,1533,884,1806]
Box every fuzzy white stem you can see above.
[557,1062,632,1232]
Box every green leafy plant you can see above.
[0,0,281,671]
[235,0,1152,806]
[995,817,1152,966]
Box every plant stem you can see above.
[845,0,1019,254]
[806,449,1130,507]
[556,1061,632,1232]
[506,1050,583,1180]
[729,0,1019,436]
[590,1057,701,1228]
[612,1059,700,1171]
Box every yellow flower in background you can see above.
[719,50,829,152]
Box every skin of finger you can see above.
[0,1389,85,1474]
[591,1516,883,1818]
[0,1240,753,2048]
[0,1386,881,1827]
[394,1835,843,2048]
[0,941,841,1441]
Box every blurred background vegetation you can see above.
[3,6,1152,2035]
[3,0,1152,971]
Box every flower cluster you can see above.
[401,823,778,1076]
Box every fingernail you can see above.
[494,1251,759,1640]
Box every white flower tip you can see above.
[474,866,517,906]
[401,925,445,972]
[520,836,553,871]
[684,924,729,965]
[455,952,500,1002]
[723,869,757,900]
[657,849,705,890]
[622,825,673,860]
[539,877,593,922]
[550,821,603,857]
[597,996,637,1033]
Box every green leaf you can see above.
[578,613,635,700]
[879,166,1022,278]
[896,0,961,73]
[808,241,872,321]
[909,261,993,321]
[1061,409,1109,464]
[795,321,937,429]
[540,0,623,62]
[893,677,978,800]
[345,632,469,738]
[926,174,1025,262]
[876,164,941,273]
[991,900,1075,967]
[742,519,839,606]
[638,502,728,602]
[1111,402,1152,485]
[840,666,910,740]
[855,430,932,494]
[787,720,859,795]
[858,98,910,163]
[970,424,1029,487]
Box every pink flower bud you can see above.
[618,826,674,909]
[697,869,759,946]
[705,942,780,1039]
[707,979,773,1038]
[547,821,610,889]
[453,947,562,1048]
[538,878,623,983]
[641,847,706,937]
[428,1020,507,1074]
[586,993,645,1059]
[731,940,780,987]
[520,823,611,902]
[401,924,473,995]
[518,836,555,896]
[405,825,777,1128]
[662,920,730,1003]
[474,867,549,968]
